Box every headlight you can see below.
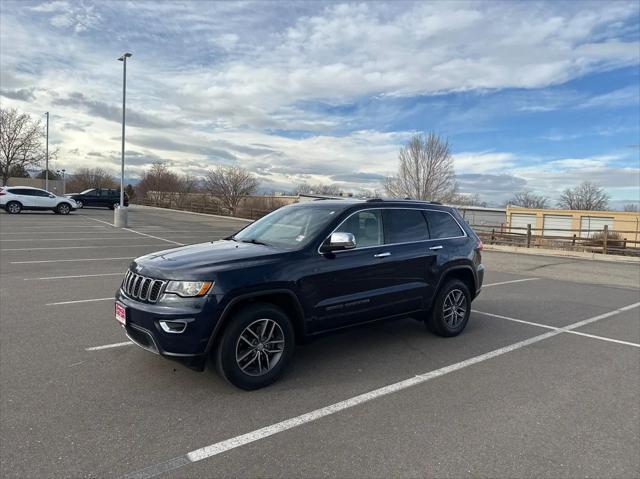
[165,281,213,297]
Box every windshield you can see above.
[233,205,339,249]
[80,188,95,194]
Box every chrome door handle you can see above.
[429,245,443,250]
[374,252,391,258]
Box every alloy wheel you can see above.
[235,318,285,376]
[443,289,467,328]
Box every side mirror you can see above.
[324,232,356,252]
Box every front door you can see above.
[300,209,393,331]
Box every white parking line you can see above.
[85,341,132,351]
[2,244,164,252]
[1,236,208,242]
[24,272,124,281]
[46,297,113,306]
[0,226,106,230]
[85,217,184,246]
[121,301,640,479]
[483,278,539,287]
[12,257,132,264]
[473,309,640,348]
[1,237,143,242]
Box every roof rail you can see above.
[366,198,384,202]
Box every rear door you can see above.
[423,209,469,288]
[9,188,38,208]
[379,208,436,311]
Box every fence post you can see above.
[572,234,576,246]
[603,225,608,255]
[491,228,495,245]
[526,224,532,248]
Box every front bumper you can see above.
[115,290,223,367]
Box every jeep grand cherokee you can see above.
[115,199,484,390]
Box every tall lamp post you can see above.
[44,112,49,191]
[114,52,132,227]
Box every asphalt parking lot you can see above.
[1,205,639,478]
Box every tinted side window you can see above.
[425,211,464,239]
[34,190,51,197]
[383,209,429,244]
[335,210,383,248]
[12,189,35,196]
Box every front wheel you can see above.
[215,303,295,390]
[56,203,71,215]
[425,279,471,337]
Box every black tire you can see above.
[5,201,22,214]
[425,279,471,337]
[215,303,295,390]
[56,203,71,215]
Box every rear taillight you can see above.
[476,239,483,251]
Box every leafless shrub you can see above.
[66,167,118,192]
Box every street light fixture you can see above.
[114,52,132,227]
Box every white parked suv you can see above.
[0,186,78,215]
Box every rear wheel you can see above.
[5,201,21,214]
[425,279,471,337]
[215,303,295,390]
[56,203,71,215]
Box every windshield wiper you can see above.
[239,238,270,246]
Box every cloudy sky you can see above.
[1,0,639,207]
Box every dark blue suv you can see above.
[115,199,484,389]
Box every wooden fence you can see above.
[475,223,640,257]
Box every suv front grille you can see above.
[121,270,166,303]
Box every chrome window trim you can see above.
[317,207,467,255]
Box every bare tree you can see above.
[557,181,609,211]
[205,165,258,215]
[384,132,457,202]
[623,204,638,212]
[454,193,487,207]
[294,182,342,196]
[0,108,45,184]
[66,167,117,192]
[505,190,549,209]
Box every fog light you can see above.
[159,320,187,334]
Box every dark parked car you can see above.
[115,199,484,389]
[68,188,128,209]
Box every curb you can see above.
[484,244,640,264]
[130,204,253,223]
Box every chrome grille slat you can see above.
[120,270,166,304]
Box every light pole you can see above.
[45,112,49,191]
[114,52,132,227]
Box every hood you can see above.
[131,240,286,280]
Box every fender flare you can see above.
[428,263,478,309]
[203,288,306,355]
